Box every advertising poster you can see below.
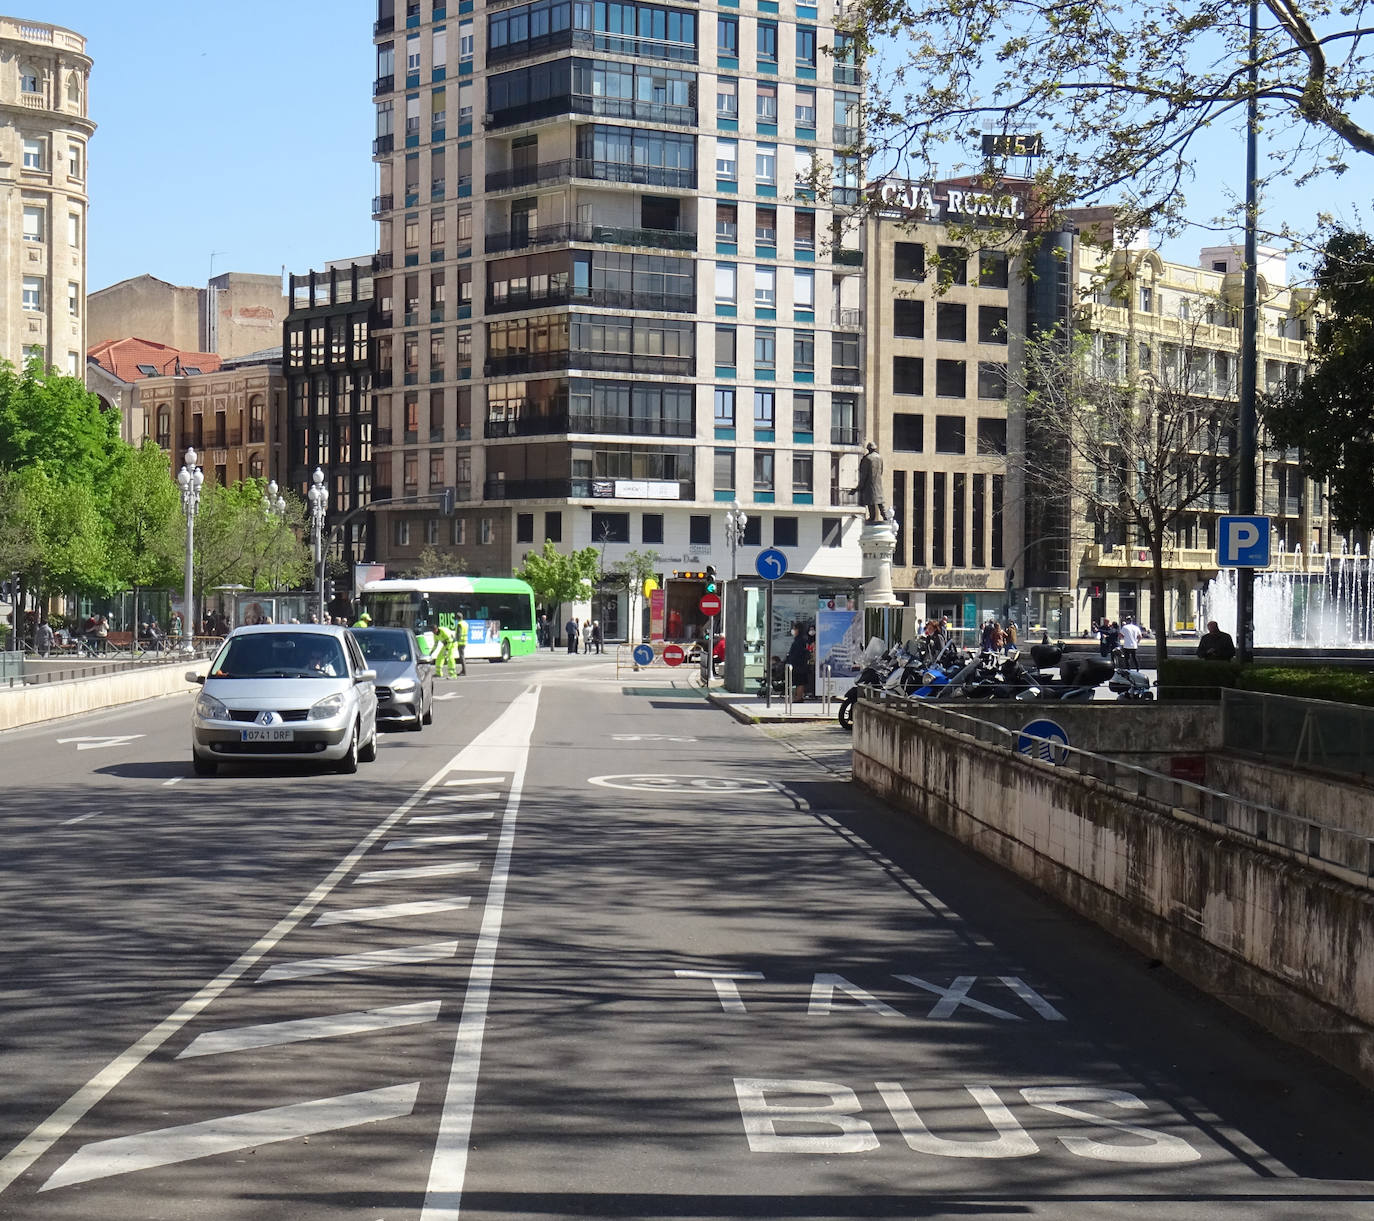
[650,589,666,640]
[816,608,863,679]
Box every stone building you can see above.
[0,15,93,374]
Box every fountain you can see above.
[1202,540,1374,647]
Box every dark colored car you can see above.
[349,627,434,730]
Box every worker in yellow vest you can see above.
[434,622,457,678]
[453,616,469,675]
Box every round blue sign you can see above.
[755,548,789,581]
[632,643,655,667]
[1017,718,1071,765]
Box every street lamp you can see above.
[177,447,204,649]
[307,467,328,623]
[724,499,749,580]
[262,479,286,517]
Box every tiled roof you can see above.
[87,337,222,382]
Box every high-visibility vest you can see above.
[454,619,468,645]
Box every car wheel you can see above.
[359,721,378,762]
[336,725,360,774]
[421,698,433,725]
[192,753,217,776]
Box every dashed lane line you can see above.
[354,862,482,885]
[313,898,471,927]
[176,1002,444,1059]
[258,941,460,984]
[385,833,489,851]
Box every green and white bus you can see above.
[360,576,538,662]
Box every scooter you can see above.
[1108,649,1155,701]
[837,641,908,730]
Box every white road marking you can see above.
[314,898,471,926]
[443,775,505,786]
[385,833,489,850]
[894,974,1020,1021]
[54,735,145,751]
[433,693,463,701]
[354,862,481,885]
[176,1001,443,1059]
[60,814,97,827]
[258,941,458,984]
[675,970,765,1014]
[162,777,183,787]
[40,1083,420,1193]
[422,687,539,1220]
[410,811,495,825]
[0,748,468,1195]
[998,976,1067,1021]
[428,791,501,804]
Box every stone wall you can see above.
[0,661,207,731]
[853,700,1374,1088]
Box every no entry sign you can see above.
[663,643,686,666]
[699,593,722,616]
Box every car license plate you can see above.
[241,727,293,742]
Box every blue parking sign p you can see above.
[1217,515,1271,568]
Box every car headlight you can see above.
[389,677,416,692]
[309,693,347,720]
[195,693,230,721]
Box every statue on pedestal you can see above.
[855,441,888,524]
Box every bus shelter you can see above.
[721,572,886,696]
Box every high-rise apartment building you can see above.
[368,0,866,619]
[0,16,93,375]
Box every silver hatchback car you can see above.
[188,624,379,776]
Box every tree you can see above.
[607,548,660,644]
[397,545,468,579]
[1015,328,1239,658]
[515,540,600,649]
[106,441,183,633]
[847,0,1374,241]
[1263,227,1374,528]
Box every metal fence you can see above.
[1221,688,1374,782]
[868,691,1374,887]
[0,645,214,689]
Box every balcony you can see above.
[485,158,697,194]
[376,427,394,446]
[831,426,862,445]
[831,486,860,506]
[374,16,394,34]
[374,75,395,95]
[484,476,695,500]
[831,307,863,329]
[488,93,695,131]
[484,350,695,378]
[372,193,394,216]
[374,252,394,270]
[833,124,861,146]
[373,133,395,155]
[833,248,863,267]
[833,64,862,85]
[485,411,696,439]
[486,286,695,315]
[485,221,696,255]
[830,368,861,386]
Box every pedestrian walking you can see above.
[1118,616,1143,669]
[591,620,603,653]
[35,618,53,657]
[565,617,578,653]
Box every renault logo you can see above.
[256,710,281,726]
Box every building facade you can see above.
[0,16,93,374]
[283,260,380,574]
[367,0,867,619]
[88,272,290,363]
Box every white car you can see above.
[188,624,379,776]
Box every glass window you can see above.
[893,412,923,451]
[893,355,923,395]
[935,415,966,453]
[773,516,798,547]
[753,389,775,428]
[68,211,81,247]
[714,263,737,303]
[643,513,665,543]
[717,76,738,117]
[716,138,737,179]
[936,359,966,397]
[755,144,776,185]
[936,301,967,342]
[794,211,815,250]
[894,298,923,337]
[793,391,814,431]
[977,362,1008,399]
[22,206,43,242]
[977,418,1007,454]
[22,137,43,170]
[714,387,736,426]
[793,454,814,493]
[754,450,774,491]
[757,20,778,61]
[978,249,1009,288]
[937,245,969,285]
[793,330,814,371]
[794,269,814,309]
[796,26,817,66]
[718,15,738,54]
[755,206,776,245]
[894,242,924,281]
[754,266,775,306]
[794,86,817,125]
[21,277,42,310]
[690,515,712,546]
[978,305,1008,343]
[715,325,736,365]
[714,448,735,492]
[756,82,777,121]
[754,327,776,370]
[716,202,738,239]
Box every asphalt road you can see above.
[0,652,1371,1220]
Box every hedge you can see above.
[1159,659,1374,707]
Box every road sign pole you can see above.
[765,582,773,709]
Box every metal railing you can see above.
[485,221,696,254]
[1221,688,1374,782]
[485,158,697,193]
[868,692,1374,887]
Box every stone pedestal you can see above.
[860,517,902,608]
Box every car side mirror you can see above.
[186,672,205,685]
[357,668,377,683]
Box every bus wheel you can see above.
[500,640,512,662]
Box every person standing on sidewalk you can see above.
[565,617,578,653]
[1118,616,1143,670]
[454,616,468,675]
[591,620,603,654]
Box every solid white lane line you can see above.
[442,776,505,786]
[427,792,500,804]
[40,1083,420,1193]
[258,941,459,984]
[422,686,540,1221]
[385,833,488,850]
[354,862,481,885]
[60,814,96,827]
[176,1001,443,1059]
[313,898,471,927]
[162,778,183,787]
[410,811,495,825]
[0,746,465,1196]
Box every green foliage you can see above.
[1158,658,1374,706]
[515,540,600,613]
[1263,228,1374,529]
[606,548,660,591]
[0,360,122,486]
[190,479,311,600]
[106,441,182,593]
[398,545,468,579]
[846,0,1374,244]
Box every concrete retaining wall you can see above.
[1207,754,1374,839]
[854,702,1374,1088]
[0,662,207,731]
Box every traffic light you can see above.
[324,578,337,602]
[705,565,718,594]
[438,487,455,516]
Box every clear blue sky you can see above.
[35,0,1371,293]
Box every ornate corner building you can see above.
[365,0,868,617]
[0,16,92,374]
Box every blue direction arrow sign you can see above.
[632,643,655,667]
[755,548,789,581]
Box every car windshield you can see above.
[350,629,414,663]
[210,633,348,679]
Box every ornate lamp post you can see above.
[177,448,204,649]
[262,479,286,593]
[307,468,329,623]
[724,499,749,580]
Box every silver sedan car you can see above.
[188,624,379,776]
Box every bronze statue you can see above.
[855,442,887,523]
